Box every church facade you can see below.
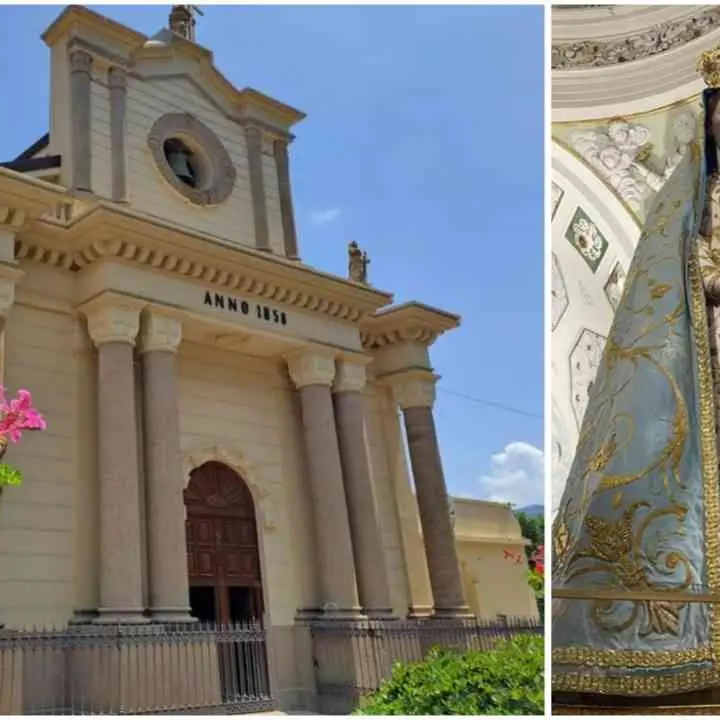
[0,5,537,713]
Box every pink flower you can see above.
[0,388,46,443]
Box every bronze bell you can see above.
[165,140,196,187]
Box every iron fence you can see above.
[0,621,272,715]
[0,615,541,715]
[308,615,542,713]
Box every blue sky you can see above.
[0,4,544,506]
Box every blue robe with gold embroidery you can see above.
[553,90,720,697]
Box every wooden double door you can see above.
[184,461,264,625]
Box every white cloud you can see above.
[477,441,544,507]
[309,208,341,226]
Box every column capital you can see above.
[107,65,127,90]
[273,137,289,154]
[286,350,336,388]
[333,357,371,394]
[245,124,264,142]
[386,370,439,410]
[69,48,93,75]
[140,313,182,354]
[83,301,142,347]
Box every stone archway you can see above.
[184,460,264,624]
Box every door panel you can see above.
[185,461,264,623]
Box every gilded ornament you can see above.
[699,45,720,88]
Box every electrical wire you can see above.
[437,386,543,420]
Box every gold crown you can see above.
[698,46,720,88]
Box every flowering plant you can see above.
[527,545,544,598]
[504,544,544,598]
[0,388,46,491]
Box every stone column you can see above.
[140,313,193,623]
[332,359,392,616]
[390,372,468,617]
[273,138,299,260]
[245,125,271,252]
[108,66,128,203]
[69,47,92,192]
[84,302,146,623]
[286,351,361,616]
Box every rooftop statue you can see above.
[348,241,370,284]
[552,44,720,713]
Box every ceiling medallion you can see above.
[147,113,236,206]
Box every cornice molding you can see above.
[360,301,460,349]
[552,31,720,113]
[552,6,720,70]
[0,167,71,223]
[13,197,393,324]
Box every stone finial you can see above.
[348,241,370,284]
[169,5,203,42]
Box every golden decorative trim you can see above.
[553,644,713,668]
[553,195,720,694]
[553,588,720,603]
[554,703,720,715]
[699,46,720,88]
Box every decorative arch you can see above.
[182,444,277,532]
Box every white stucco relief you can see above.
[569,328,607,430]
[604,262,626,310]
[569,113,695,214]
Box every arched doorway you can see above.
[184,461,264,624]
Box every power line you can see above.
[437,387,543,420]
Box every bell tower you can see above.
[168,5,201,43]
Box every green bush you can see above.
[355,633,544,716]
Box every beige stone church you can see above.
[0,5,538,713]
